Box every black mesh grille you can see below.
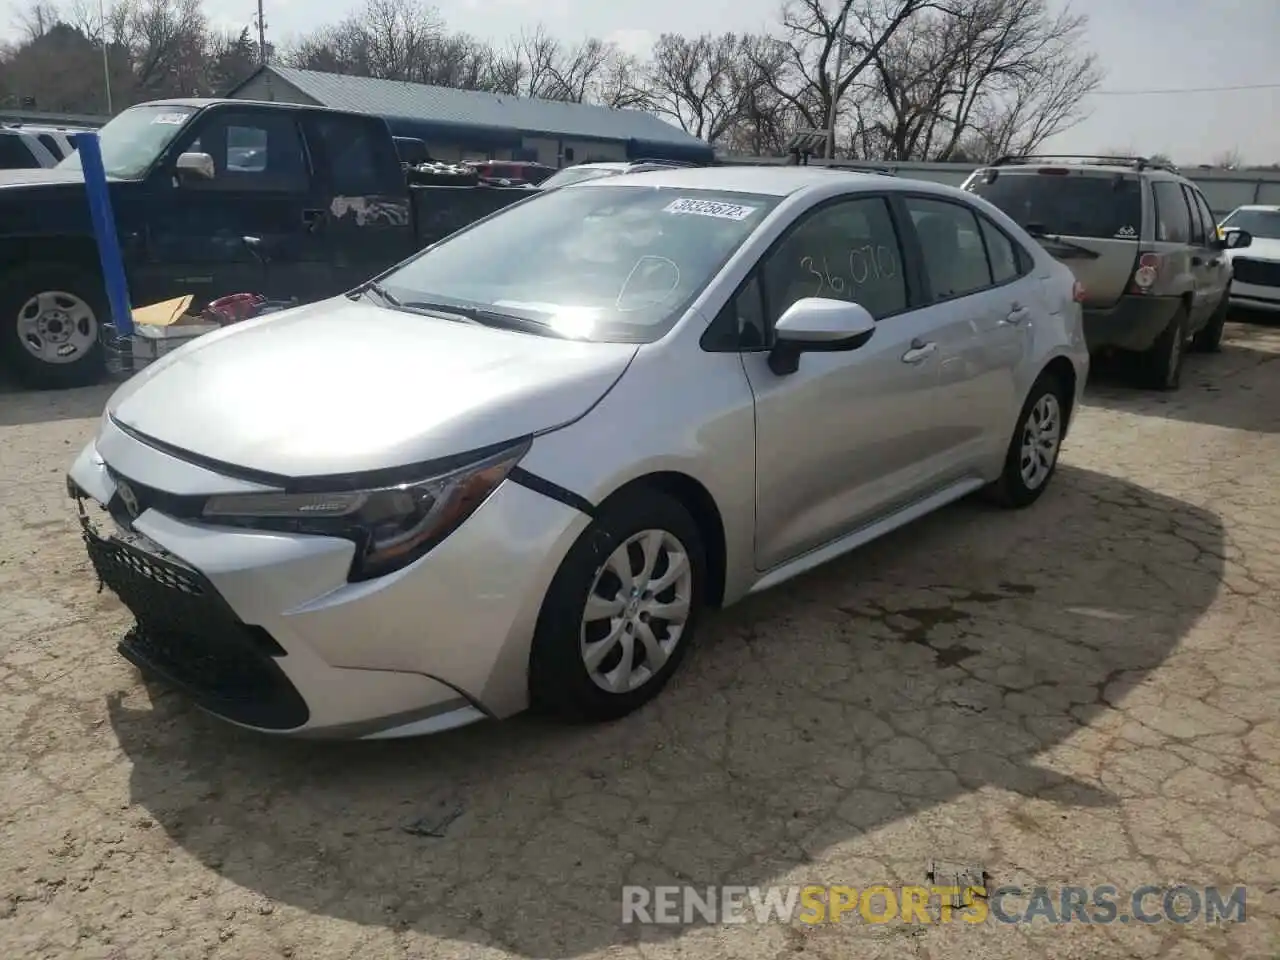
[84,530,309,731]
[1232,258,1280,288]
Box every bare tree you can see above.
[865,0,1101,162]
[1211,146,1243,169]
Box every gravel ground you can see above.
[2,320,1279,960]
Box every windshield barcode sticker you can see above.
[151,113,189,125]
[663,198,758,221]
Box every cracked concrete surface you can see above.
[2,320,1279,960]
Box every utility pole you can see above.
[98,0,112,114]
[254,0,268,65]
[823,0,852,161]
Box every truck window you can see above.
[966,171,1142,241]
[180,112,308,192]
[0,132,41,169]
[311,115,401,196]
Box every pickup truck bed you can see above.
[0,97,534,389]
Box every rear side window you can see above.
[0,133,41,169]
[1152,180,1192,243]
[904,196,992,300]
[312,115,401,196]
[36,134,62,158]
[966,172,1142,241]
[1190,189,1217,244]
[1181,185,1206,244]
[978,217,1028,284]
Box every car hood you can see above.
[1227,237,1280,262]
[106,297,639,479]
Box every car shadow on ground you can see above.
[107,464,1223,958]
[0,381,115,427]
[1083,320,1280,434]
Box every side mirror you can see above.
[174,151,214,182]
[1221,227,1252,251]
[768,297,876,375]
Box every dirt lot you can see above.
[2,321,1279,960]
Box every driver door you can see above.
[739,194,949,570]
[136,107,329,308]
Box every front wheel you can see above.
[985,370,1069,509]
[0,261,107,389]
[529,488,705,722]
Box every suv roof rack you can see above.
[989,153,1179,174]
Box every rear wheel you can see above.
[1137,304,1187,391]
[1190,292,1228,353]
[986,370,1068,509]
[0,261,106,389]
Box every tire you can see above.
[985,370,1069,510]
[0,261,107,389]
[1136,304,1187,391]
[529,488,706,723]
[1190,293,1228,353]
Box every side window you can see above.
[0,134,42,169]
[1152,180,1191,243]
[1182,185,1206,245]
[904,196,993,300]
[177,112,308,192]
[704,274,767,352]
[1191,190,1218,243]
[978,215,1026,285]
[759,196,907,326]
[36,134,62,158]
[311,115,396,195]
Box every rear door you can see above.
[964,167,1142,308]
[302,111,414,292]
[1187,186,1230,310]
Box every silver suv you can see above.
[962,155,1255,390]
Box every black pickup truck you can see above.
[0,98,533,388]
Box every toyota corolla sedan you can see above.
[69,166,1088,740]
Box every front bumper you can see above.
[1229,279,1280,313]
[1082,295,1181,353]
[68,426,590,739]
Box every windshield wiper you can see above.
[1023,224,1100,260]
[394,299,563,336]
[349,279,403,307]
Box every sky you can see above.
[7,0,1280,164]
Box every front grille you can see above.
[1232,258,1280,288]
[84,530,310,730]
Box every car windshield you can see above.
[539,166,621,189]
[1220,208,1280,240]
[57,104,197,178]
[966,171,1143,240]
[380,185,778,342]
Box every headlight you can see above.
[201,439,530,581]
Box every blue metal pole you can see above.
[75,131,134,338]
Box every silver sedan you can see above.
[68,165,1088,739]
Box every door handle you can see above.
[301,208,325,232]
[901,339,937,364]
[1005,303,1030,324]
[1191,256,1204,266]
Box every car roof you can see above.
[1231,204,1280,213]
[579,164,906,197]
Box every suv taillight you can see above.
[1072,280,1086,302]
[1129,252,1162,294]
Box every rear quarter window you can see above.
[966,171,1142,241]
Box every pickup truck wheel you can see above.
[0,262,106,389]
[1136,304,1187,391]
